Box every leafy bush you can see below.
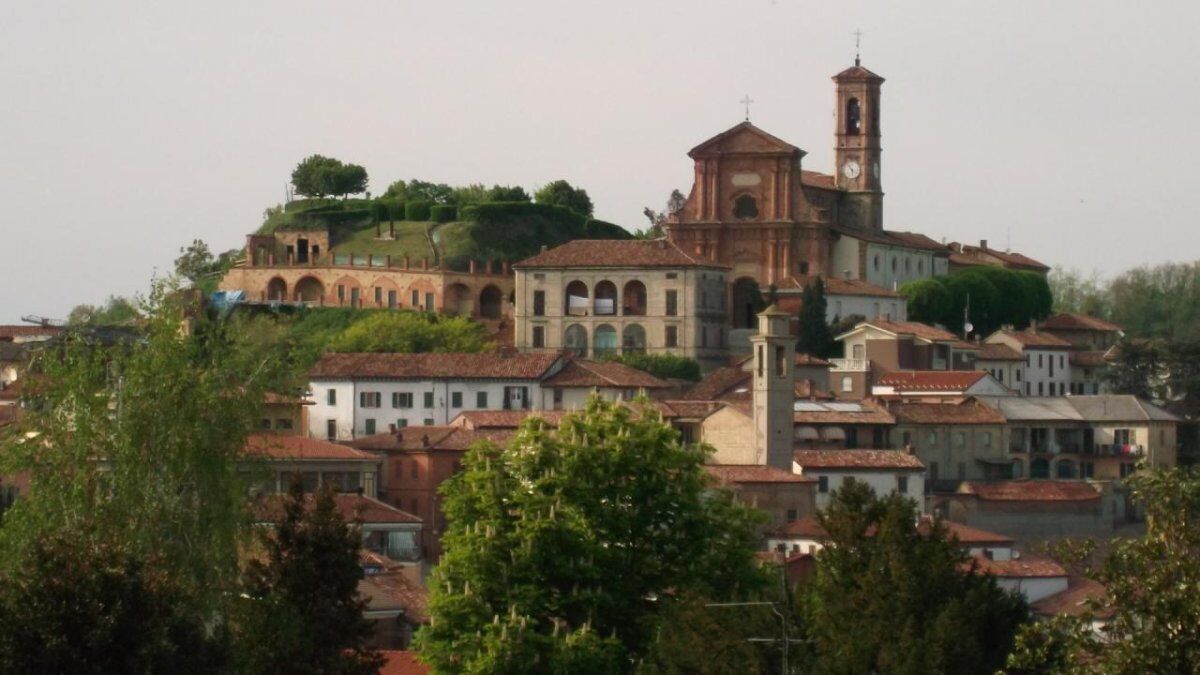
[326,311,491,353]
[430,205,458,223]
[600,352,702,382]
[404,200,432,221]
[284,198,338,213]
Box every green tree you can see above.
[237,481,381,674]
[599,352,702,382]
[535,179,594,217]
[1007,467,1200,673]
[1104,338,1163,400]
[415,396,766,672]
[798,480,1028,674]
[1049,267,1109,316]
[291,155,344,199]
[174,238,240,289]
[796,278,836,358]
[384,179,455,204]
[900,278,954,327]
[67,295,142,326]
[0,533,228,673]
[487,184,531,202]
[331,162,368,198]
[326,311,492,354]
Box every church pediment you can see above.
[688,121,805,159]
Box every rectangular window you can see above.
[325,419,336,441]
[359,392,381,408]
[423,391,434,408]
[553,388,563,409]
[665,326,678,348]
[411,460,419,479]
[533,291,546,316]
[388,290,397,308]
[532,326,545,348]
[423,418,434,426]
[374,287,383,305]
[395,418,408,428]
[364,418,376,435]
[411,290,420,307]
[897,475,908,494]
[337,285,346,304]
[786,509,798,522]
[665,290,678,316]
[326,389,337,405]
[425,292,434,311]
[392,392,413,408]
[1038,382,1044,396]
[258,418,272,430]
[818,476,829,493]
[350,287,360,307]
[666,272,678,279]
[476,391,488,408]
[957,462,966,480]
[451,392,463,408]
[276,418,293,430]
[1038,354,1044,368]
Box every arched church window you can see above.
[732,194,758,220]
[846,98,862,135]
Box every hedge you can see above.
[405,200,433,221]
[431,204,458,223]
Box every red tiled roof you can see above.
[769,515,1011,546]
[378,651,430,675]
[514,239,727,269]
[883,230,947,252]
[991,330,1072,349]
[970,554,1066,579]
[776,275,900,298]
[793,449,924,470]
[361,572,430,623]
[937,520,1014,546]
[834,63,885,80]
[1069,351,1110,367]
[706,464,815,484]
[0,325,63,340]
[309,352,562,380]
[949,243,1050,272]
[687,121,801,157]
[252,494,421,525]
[768,515,828,538]
[243,434,380,461]
[800,170,837,189]
[681,367,749,401]
[959,480,1101,502]
[876,370,988,391]
[886,398,1005,425]
[1031,576,1111,619]
[1041,313,1122,333]
[350,426,515,453]
[976,343,1023,361]
[541,359,670,389]
[449,410,567,430]
[653,400,726,420]
[793,399,895,425]
[855,320,963,344]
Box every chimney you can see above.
[843,269,852,280]
[540,244,548,252]
[388,423,396,433]
[421,434,430,447]
[980,239,988,250]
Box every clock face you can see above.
[842,161,861,179]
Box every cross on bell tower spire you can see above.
[740,94,754,122]
[853,28,863,66]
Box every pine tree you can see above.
[796,278,836,358]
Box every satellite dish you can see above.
[964,322,975,334]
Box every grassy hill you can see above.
[256,199,632,271]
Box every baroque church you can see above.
[664,58,950,329]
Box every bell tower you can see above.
[751,304,795,471]
[833,54,885,230]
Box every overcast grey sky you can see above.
[3,1,1198,323]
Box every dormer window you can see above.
[733,194,758,220]
[846,97,862,135]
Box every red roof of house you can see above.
[793,449,924,470]
[970,554,1067,579]
[768,515,828,538]
[252,494,421,525]
[706,464,815,485]
[776,275,901,298]
[976,343,1024,361]
[243,434,380,461]
[653,400,727,420]
[378,651,430,675]
[883,230,947,252]
[800,170,837,189]
[1041,313,1123,333]
[793,399,895,425]
[991,329,1072,349]
[949,243,1050,272]
[959,480,1101,502]
[886,398,1005,425]
[350,426,515,453]
[449,410,567,430]
[1069,350,1111,367]
[360,571,430,622]
[936,519,1014,546]
[1031,576,1111,619]
[0,325,63,340]
[514,239,727,269]
[541,359,670,389]
[309,352,562,380]
[854,320,968,344]
[769,516,1011,547]
[876,370,989,391]
[681,367,750,401]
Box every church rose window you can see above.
[733,194,758,220]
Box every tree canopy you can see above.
[597,352,702,382]
[325,310,492,354]
[415,396,766,672]
[900,267,1052,338]
[534,179,594,217]
[795,278,837,359]
[291,155,369,199]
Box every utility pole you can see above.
[706,554,800,674]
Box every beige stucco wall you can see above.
[701,406,756,465]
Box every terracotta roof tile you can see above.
[767,515,828,538]
[252,494,421,525]
[769,515,1011,546]
[970,554,1066,579]
[349,426,515,453]
[800,170,837,189]
[681,367,749,401]
[309,352,562,380]
[1069,350,1110,367]
[834,63,885,80]
[976,343,1024,361]
[449,410,567,430]
[653,400,726,419]
[361,572,430,622]
[706,464,815,484]
[882,230,947,252]
[1041,313,1123,333]
[856,320,965,344]
[960,480,1101,502]
[793,449,924,470]
[991,329,1072,349]
[243,433,380,461]
[541,359,670,389]
[687,121,801,157]
[0,325,63,340]
[514,239,727,269]
[775,275,901,298]
[886,398,1005,425]
[792,399,895,424]
[1031,576,1111,619]
[949,243,1050,272]
[936,519,1014,546]
[876,370,989,391]
[378,651,430,675]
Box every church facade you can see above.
[664,59,950,329]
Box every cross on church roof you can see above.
[853,28,863,66]
[740,94,754,122]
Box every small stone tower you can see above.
[751,304,795,470]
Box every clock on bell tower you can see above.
[833,56,885,230]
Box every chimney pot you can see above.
[980,239,988,250]
[421,434,430,447]
[540,244,548,252]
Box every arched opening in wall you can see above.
[563,324,588,357]
[622,280,647,316]
[731,277,764,330]
[845,97,861,135]
[732,194,759,220]
[594,324,617,357]
[1055,459,1077,479]
[593,280,617,316]
[478,285,503,319]
[565,280,589,316]
[266,277,287,302]
[1030,458,1050,480]
[622,324,646,354]
[444,283,472,316]
[294,276,324,304]
[334,277,363,307]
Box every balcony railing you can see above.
[1091,443,1145,457]
[830,358,869,372]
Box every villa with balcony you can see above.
[831,319,980,398]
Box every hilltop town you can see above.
[3,56,1199,674]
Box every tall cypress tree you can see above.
[796,278,836,358]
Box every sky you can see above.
[2,0,1198,324]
